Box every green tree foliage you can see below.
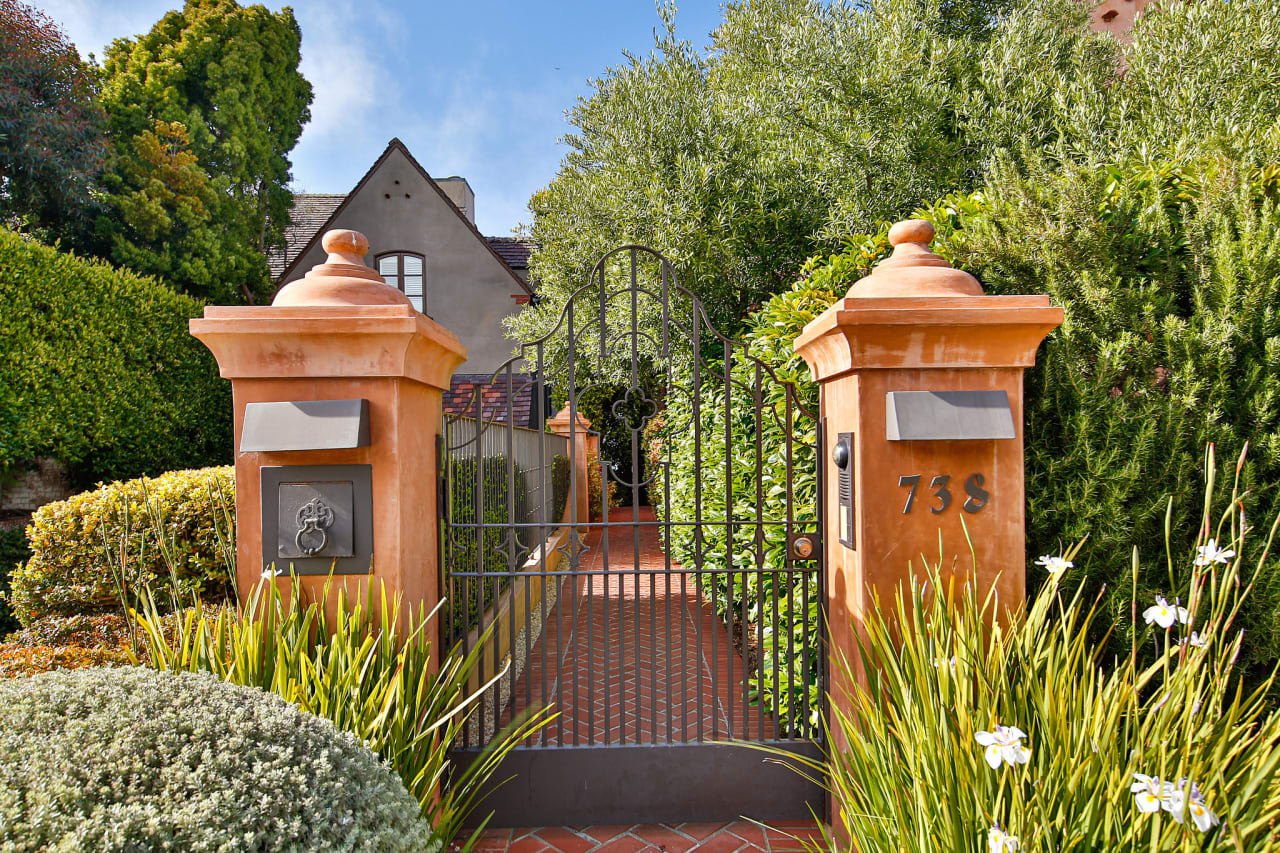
[102,120,223,298]
[96,0,312,303]
[511,0,1110,349]
[0,228,231,488]
[0,0,107,240]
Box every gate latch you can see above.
[788,532,820,562]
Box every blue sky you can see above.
[36,0,729,237]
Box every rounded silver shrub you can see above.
[0,666,435,852]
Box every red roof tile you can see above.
[444,373,540,428]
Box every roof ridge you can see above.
[272,139,533,295]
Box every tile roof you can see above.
[268,193,345,279]
[444,373,541,428]
[486,237,536,271]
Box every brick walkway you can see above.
[462,820,826,853]
[506,506,773,745]
[466,508,823,849]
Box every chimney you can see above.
[435,176,475,224]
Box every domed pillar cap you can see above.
[846,219,984,298]
[272,229,413,307]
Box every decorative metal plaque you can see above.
[260,464,373,575]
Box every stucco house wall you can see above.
[276,141,531,375]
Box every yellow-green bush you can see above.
[10,467,234,625]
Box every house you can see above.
[270,138,545,427]
[1090,0,1152,38]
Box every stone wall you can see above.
[0,459,73,514]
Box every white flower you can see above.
[261,564,285,578]
[933,655,957,674]
[1035,554,1073,576]
[987,825,1019,852]
[1184,631,1207,649]
[1143,596,1190,629]
[1195,538,1236,567]
[1163,785,1186,823]
[1181,781,1220,833]
[975,725,1031,769]
[1131,773,1167,813]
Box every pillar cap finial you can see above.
[845,219,984,298]
[272,229,413,307]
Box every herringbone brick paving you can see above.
[457,820,826,853]
[506,506,773,744]
[465,508,823,850]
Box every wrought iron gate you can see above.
[441,246,825,826]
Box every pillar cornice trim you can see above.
[795,295,1063,381]
[190,305,467,390]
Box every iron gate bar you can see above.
[441,244,825,823]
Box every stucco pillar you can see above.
[793,219,1062,748]
[190,230,467,630]
[546,406,593,524]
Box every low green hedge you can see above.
[10,466,235,625]
[0,228,231,488]
[0,666,432,851]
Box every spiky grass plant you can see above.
[130,576,549,850]
[781,447,1280,851]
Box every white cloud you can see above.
[33,0,176,59]
[290,0,402,142]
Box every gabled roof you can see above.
[272,138,533,295]
[487,237,536,272]
[269,194,344,279]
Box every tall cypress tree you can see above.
[96,0,312,303]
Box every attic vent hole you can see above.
[1101,9,1118,21]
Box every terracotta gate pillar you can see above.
[191,230,467,629]
[793,219,1061,738]
[546,405,593,524]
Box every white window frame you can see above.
[376,251,425,312]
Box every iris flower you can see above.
[1035,555,1072,576]
[986,825,1019,852]
[1195,538,1236,567]
[1143,596,1190,629]
[975,725,1031,769]
[1131,773,1167,813]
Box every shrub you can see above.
[0,666,432,852]
[133,576,550,846]
[785,451,1280,851]
[0,229,232,487]
[0,612,135,678]
[919,157,1280,675]
[0,527,28,636]
[11,466,235,625]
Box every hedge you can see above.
[0,228,231,488]
[657,156,1280,715]
[0,667,432,851]
[10,466,235,625]
[0,528,29,637]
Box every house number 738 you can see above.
[898,473,989,515]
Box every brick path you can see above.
[466,508,823,850]
[461,820,826,853]
[506,506,773,745]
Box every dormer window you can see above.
[377,252,425,312]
